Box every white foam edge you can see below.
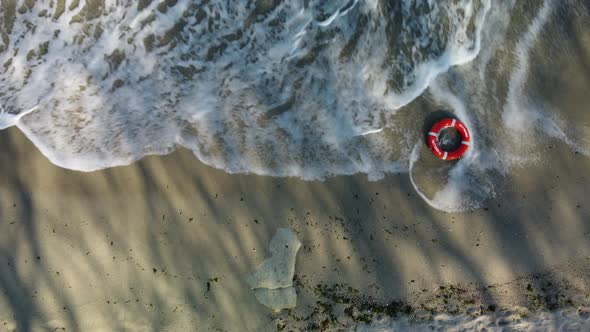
[315,0,360,27]
[503,0,590,156]
[409,143,467,213]
[503,0,554,132]
[380,0,491,111]
[15,116,172,172]
[0,105,40,130]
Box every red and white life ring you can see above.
[427,118,471,160]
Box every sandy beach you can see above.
[1,120,590,330]
[1,0,590,331]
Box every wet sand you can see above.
[1,118,590,330]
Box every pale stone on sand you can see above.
[247,228,302,290]
[247,228,302,311]
[253,287,297,312]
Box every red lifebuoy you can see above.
[427,118,471,160]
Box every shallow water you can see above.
[0,0,589,213]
